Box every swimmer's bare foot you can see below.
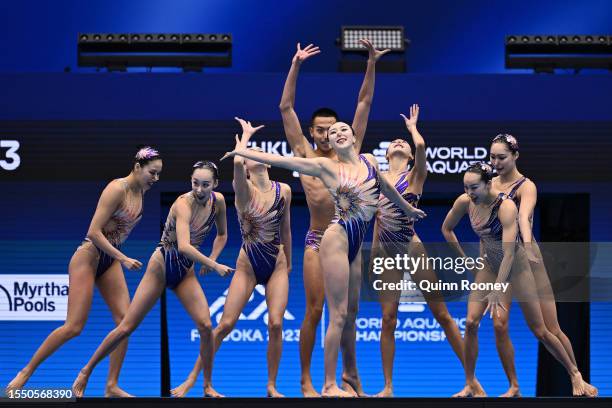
[374,385,394,397]
[499,384,521,398]
[571,372,587,396]
[453,381,486,398]
[105,384,133,398]
[322,383,353,398]
[452,384,471,398]
[170,377,196,398]
[341,381,358,397]
[6,369,31,394]
[204,384,224,398]
[267,384,285,398]
[301,380,321,397]
[72,368,91,398]
[472,378,485,395]
[341,374,368,397]
[583,381,598,397]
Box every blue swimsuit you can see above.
[238,181,286,285]
[158,192,217,289]
[330,154,381,264]
[377,170,421,244]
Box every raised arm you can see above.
[175,198,233,277]
[233,151,251,209]
[279,43,321,158]
[352,39,390,153]
[232,118,265,208]
[86,181,142,270]
[441,194,471,258]
[373,155,426,220]
[401,104,427,188]
[224,144,328,178]
[280,184,292,274]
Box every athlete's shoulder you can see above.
[519,178,537,192]
[107,177,128,191]
[175,192,194,209]
[212,191,226,204]
[361,152,375,161]
[100,178,128,202]
[453,193,472,211]
[278,182,291,192]
[456,193,471,205]
[362,153,378,167]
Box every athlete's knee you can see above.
[531,325,550,342]
[111,310,127,325]
[465,316,481,333]
[196,319,213,337]
[432,308,454,327]
[305,303,324,321]
[544,321,562,337]
[381,312,398,332]
[63,322,86,339]
[330,310,348,328]
[268,317,283,335]
[215,319,235,337]
[493,314,510,336]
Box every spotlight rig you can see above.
[337,26,410,73]
[505,35,612,73]
[77,33,232,72]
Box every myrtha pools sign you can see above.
[0,275,69,320]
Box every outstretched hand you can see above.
[199,262,235,277]
[482,290,507,319]
[360,38,391,62]
[400,104,419,132]
[292,43,321,65]
[223,117,265,161]
[408,205,427,221]
[235,117,264,139]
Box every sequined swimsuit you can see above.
[376,170,421,244]
[330,154,381,263]
[82,178,143,277]
[238,181,285,285]
[469,193,515,273]
[304,229,324,252]
[158,192,217,289]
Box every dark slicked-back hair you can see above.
[310,107,338,127]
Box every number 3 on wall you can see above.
[0,140,21,171]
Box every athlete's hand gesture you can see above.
[360,38,391,62]
[221,118,265,161]
[400,104,419,133]
[482,290,507,318]
[121,257,143,271]
[292,43,321,65]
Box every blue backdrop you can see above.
[0,0,611,74]
[1,0,611,397]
